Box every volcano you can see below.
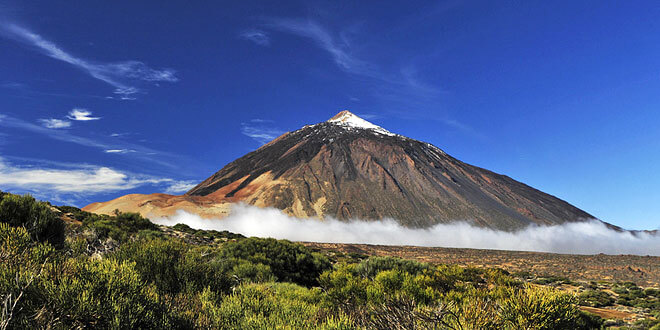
[85,111,594,230]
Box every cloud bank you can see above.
[154,204,660,256]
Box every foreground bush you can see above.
[197,282,353,329]
[0,223,54,329]
[499,286,581,329]
[0,223,170,329]
[112,238,276,295]
[220,237,332,287]
[320,260,597,329]
[0,193,64,247]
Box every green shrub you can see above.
[112,238,230,295]
[578,289,614,307]
[198,282,351,329]
[38,258,168,328]
[220,237,331,286]
[0,193,65,247]
[532,275,573,285]
[55,205,100,222]
[644,288,660,297]
[171,222,245,240]
[353,256,429,278]
[576,311,604,329]
[499,285,581,329]
[87,211,157,242]
[0,223,55,328]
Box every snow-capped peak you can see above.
[327,110,394,136]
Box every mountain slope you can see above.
[85,111,594,230]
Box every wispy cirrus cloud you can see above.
[0,82,28,90]
[240,119,285,145]
[0,23,178,99]
[0,114,107,149]
[38,118,71,129]
[164,180,198,194]
[239,29,271,46]
[0,114,184,170]
[256,18,475,135]
[263,18,436,90]
[264,18,373,77]
[67,108,100,121]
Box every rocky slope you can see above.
[85,111,595,230]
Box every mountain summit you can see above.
[326,110,394,136]
[85,110,594,230]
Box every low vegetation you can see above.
[2,190,657,328]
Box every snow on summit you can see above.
[327,110,394,136]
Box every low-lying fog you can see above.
[153,204,660,256]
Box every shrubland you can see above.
[0,190,643,329]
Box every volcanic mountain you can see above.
[84,111,594,230]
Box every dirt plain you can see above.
[301,242,660,287]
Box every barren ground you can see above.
[301,242,660,287]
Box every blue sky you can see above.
[0,1,659,229]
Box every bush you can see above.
[87,211,157,242]
[319,261,464,327]
[578,289,614,307]
[0,193,65,247]
[353,256,429,278]
[197,282,352,329]
[1,223,169,328]
[112,238,234,295]
[0,223,55,328]
[38,258,169,328]
[220,237,331,286]
[532,275,573,285]
[171,222,245,240]
[499,285,581,329]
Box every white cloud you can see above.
[1,23,177,99]
[0,158,168,193]
[104,149,134,154]
[0,158,199,199]
[154,204,660,256]
[1,114,113,149]
[240,121,285,145]
[164,180,197,194]
[258,18,474,134]
[67,108,100,121]
[0,114,166,156]
[265,18,370,75]
[38,118,71,129]
[239,29,271,46]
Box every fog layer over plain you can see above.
[153,204,660,256]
